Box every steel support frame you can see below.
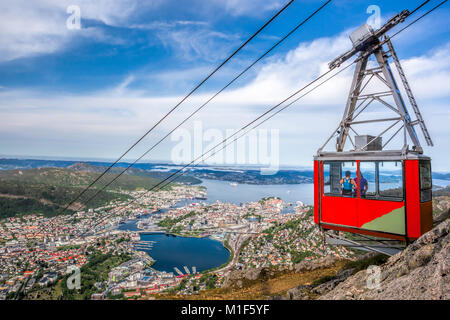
[320,42,426,154]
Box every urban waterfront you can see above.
[115,181,314,273]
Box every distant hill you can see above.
[433,172,450,180]
[0,164,173,218]
[0,166,162,190]
[0,179,130,219]
[190,168,314,184]
[434,186,450,197]
[0,158,201,185]
[67,162,102,173]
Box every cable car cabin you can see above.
[313,151,433,242]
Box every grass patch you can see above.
[342,253,389,273]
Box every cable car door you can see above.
[357,161,406,237]
[320,161,358,228]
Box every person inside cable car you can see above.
[340,170,357,196]
[354,173,368,198]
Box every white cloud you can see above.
[0,0,144,61]
[214,32,353,106]
[156,26,241,63]
[399,42,450,99]
[130,20,209,30]
[210,0,285,17]
[0,0,288,62]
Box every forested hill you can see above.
[0,164,168,219]
[0,158,201,185]
[0,166,161,190]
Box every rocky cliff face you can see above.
[319,218,449,300]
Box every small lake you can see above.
[139,233,230,273]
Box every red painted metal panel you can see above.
[405,160,421,238]
[314,161,319,224]
[321,196,358,227]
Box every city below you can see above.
[0,179,356,300]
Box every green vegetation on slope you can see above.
[60,251,131,300]
[0,167,161,191]
[0,197,62,218]
[0,166,165,218]
[157,211,200,230]
[0,180,130,218]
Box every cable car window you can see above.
[358,162,376,198]
[323,161,356,197]
[419,161,432,202]
[323,162,341,195]
[341,162,357,197]
[323,163,331,194]
[378,161,403,199]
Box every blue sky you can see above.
[0,0,449,170]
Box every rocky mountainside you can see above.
[281,211,449,300]
[319,217,449,300]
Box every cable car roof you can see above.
[314,149,431,161]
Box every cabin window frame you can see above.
[322,161,358,198]
[419,160,432,203]
[358,160,404,202]
[321,160,405,202]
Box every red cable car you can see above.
[314,153,433,242]
[313,12,434,244]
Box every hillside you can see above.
[0,166,162,190]
[66,162,201,185]
[0,165,166,218]
[157,257,349,300]
[190,168,313,184]
[0,158,201,184]
[0,180,130,218]
[319,216,449,300]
